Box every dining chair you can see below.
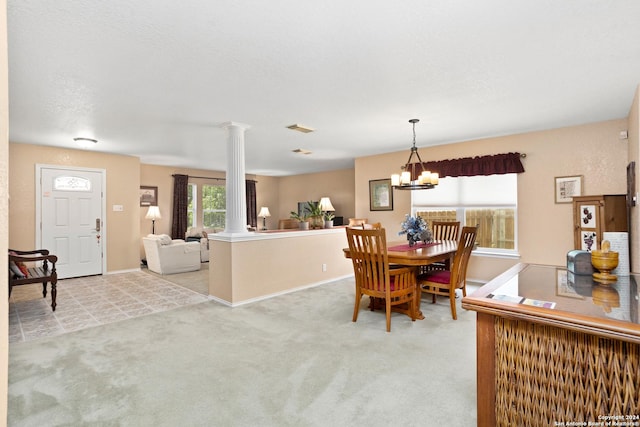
[345,227,418,332]
[426,221,461,271]
[431,221,460,241]
[348,218,368,227]
[361,222,382,230]
[417,225,477,320]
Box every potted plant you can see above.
[305,200,324,229]
[323,211,335,228]
[290,211,310,230]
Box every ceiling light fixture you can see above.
[391,119,439,190]
[74,137,98,149]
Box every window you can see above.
[412,174,518,255]
[186,183,226,229]
[202,184,226,229]
[54,176,91,191]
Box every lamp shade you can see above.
[145,206,162,220]
[258,207,271,218]
[319,197,335,211]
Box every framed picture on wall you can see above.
[554,175,583,204]
[140,186,158,206]
[369,179,393,211]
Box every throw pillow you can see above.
[16,261,29,277]
[159,234,172,245]
[9,261,26,279]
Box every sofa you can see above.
[185,227,210,263]
[142,234,201,274]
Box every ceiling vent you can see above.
[292,148,312,155]
[287,124,314,133]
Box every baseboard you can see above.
[106,268,142,275]
[209,274,354,308]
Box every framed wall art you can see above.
[555,268,584,300]
[369,179,393,211]
[554,175,583,204]
[140,186,158,206]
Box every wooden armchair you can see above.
[346,227,418,332]
[8,249,58,311]
[417,226,477,319]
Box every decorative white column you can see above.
[220,121,251,235]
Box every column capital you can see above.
[219,121,251,131]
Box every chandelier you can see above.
[391,119,439,190]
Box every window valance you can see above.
[411,152,525,179]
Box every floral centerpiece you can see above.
[398,214,433,247]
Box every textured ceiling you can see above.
[7,1,640,176]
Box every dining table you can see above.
[343,239,459,319]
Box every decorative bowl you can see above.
[591,248,618,282]
[591,284,620,313]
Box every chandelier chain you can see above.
[391,118,438,190]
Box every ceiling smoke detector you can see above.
[292,148,312,155]
[286,124,314,133]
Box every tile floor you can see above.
[9,270,209,343]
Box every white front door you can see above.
[39,166,104,279]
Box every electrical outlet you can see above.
[322,263,327,272]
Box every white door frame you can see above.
[35,164,107,275]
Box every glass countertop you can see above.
[474,264,640,326]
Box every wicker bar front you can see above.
[494,317,640,425]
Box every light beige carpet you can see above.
[8,278,478,426]
[143,262,209,295]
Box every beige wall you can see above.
[277,169,356,225]
[256,175,279,230]
[139,165,354,234]
[9,144,141,273]
[8,118,630,283]
[1,0,9,420]
[140,164,227,238]
[139,163,281,237]
[629,86,640,272]
[210,230,353,304]
[356,119,630,282]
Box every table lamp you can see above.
[258,206,271,230]
[319,197,335,212]
[145,206,162,234]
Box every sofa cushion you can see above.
[158,234,172,245]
